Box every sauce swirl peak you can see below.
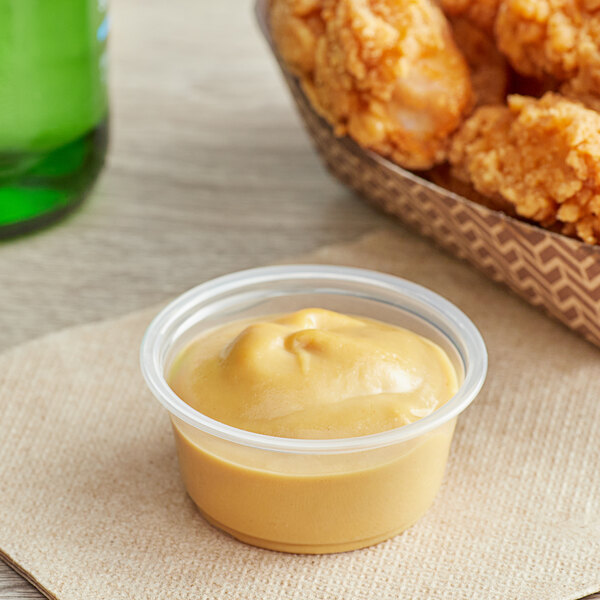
[168,308,458,439]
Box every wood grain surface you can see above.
[0,0,597,599]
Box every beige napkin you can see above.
[1,228,599,600]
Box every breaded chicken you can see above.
[270,0,473,170]
[439,0,501,32]
[449,17,509,106]
[270,0,323,76]
[449,92,600,244]
[496,0,600,99]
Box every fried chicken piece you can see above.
[449,17,509,106]
[270,0,324,76]
[449,92,600,244]
[495,0,600,98]
[270,0,473,170]
[438,0,501,32]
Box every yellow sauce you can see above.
[167,308,459,553]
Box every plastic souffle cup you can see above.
[140,265,488,554]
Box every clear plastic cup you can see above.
[140,265,487,554]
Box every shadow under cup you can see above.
[141,265,487,554]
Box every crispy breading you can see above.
[270,0,473,170]
[496,0,600,98]
[449,92,600,244]
[439,0,501,32]
[449,17,508,107]
[270,0,324,75]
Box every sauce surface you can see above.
[167,308,460,553]
[168,308,458,439]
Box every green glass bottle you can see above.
[0,0,109,237]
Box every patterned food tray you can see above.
[255,0,600,348]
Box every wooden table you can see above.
[0,1,597,599]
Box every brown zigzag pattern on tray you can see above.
[278,68,600,347]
